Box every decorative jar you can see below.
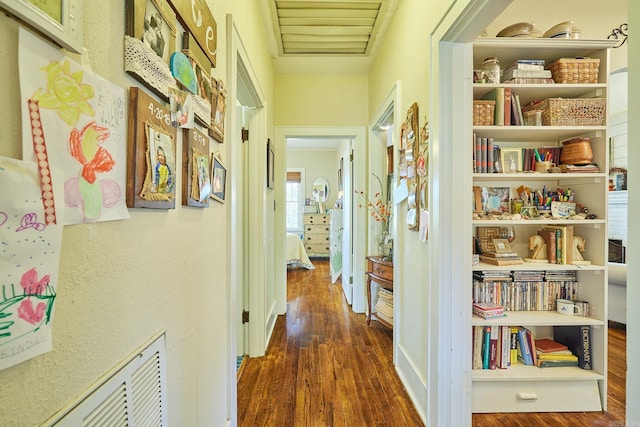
[482,57,500,84]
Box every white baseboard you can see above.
[396,343,427,424]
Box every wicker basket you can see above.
[473,100,495,126]
[546,57,600,84]
[530,97,606,126]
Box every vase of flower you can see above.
[378,226,392,260]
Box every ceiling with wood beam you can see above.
[263,0,399,72]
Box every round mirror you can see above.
[312,177,330,202]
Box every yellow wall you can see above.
[0,0,274,425]
[275,74,368,126]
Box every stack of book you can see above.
[501,59,555,84]
[375,288,393,325]
[472,302,506,319]
[534,337,578,368]
[559,163,601,173]
[479,251,523,266]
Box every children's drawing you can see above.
[0,156,64,371]
[19,28,129,224]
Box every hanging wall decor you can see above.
[210,154,227,203]
[124,0,178,100]
[182,127,210,207]
[183,32,213,128]
[167,0,217,67]
[210,78,226,143]
[405,102,420,231]
[127,87,177,209]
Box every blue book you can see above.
[516,327,533,365]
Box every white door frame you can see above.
[226,13,270,423]
[368,81,401,362]
[276,126,368,313]
[428,1,511,426]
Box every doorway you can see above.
[277,126,368,312]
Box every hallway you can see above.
[237,260,424,426]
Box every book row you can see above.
[473,280,579,312]
[472,325,592,370]
[472,139,565,174]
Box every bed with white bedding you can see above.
[286,232,315,269]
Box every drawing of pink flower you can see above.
[20,268,50,295]
[18,299,47,325]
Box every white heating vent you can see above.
[43,330,168,426]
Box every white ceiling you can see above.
[261,0,400,74]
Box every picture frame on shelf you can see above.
[210,154,226,203]
[0,0,83,53]
[501,148,522,173]
[210,78,226,143]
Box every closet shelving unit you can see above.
[470,38,616,413]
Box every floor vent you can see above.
[43,331,168,426]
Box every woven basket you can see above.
[560,138,593,164]
[473,100,495,126]
[546,57,600,84]
[531,97,606,126]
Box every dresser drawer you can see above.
[304,224,330,235]
[368,259,393,282]
[472,379,602,413]
[304,214,329,225]
[304,234,329,245]
[305,243,329,255]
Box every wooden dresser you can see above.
[303,214,330,257]
[365,256,393,326]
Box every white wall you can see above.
[287,149,339,209]
[0,0,275,425]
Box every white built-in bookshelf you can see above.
[470,38,617,413]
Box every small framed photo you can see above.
[501,148,522,173]
[209,78,226,143]
[210,154,226,203]
[492,238,512,254]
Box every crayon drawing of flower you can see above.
[64,121,121,221]
[31,60,95,126]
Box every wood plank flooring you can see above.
[237,260,627,426]
[237,260,423,426]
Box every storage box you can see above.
[473,100,495,126]
[528,98,606,126]
[547,57,600,84]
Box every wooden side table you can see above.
[365,256,393,326]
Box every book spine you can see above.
[499,325,511,368]
[482,326,491,369]
[481,138,487,173]
[487,138,494,173]
[510,327,519,366]
[517,327,533,365]
[503,88,512,126]
[473,326,484,369]
[489,326,499,370]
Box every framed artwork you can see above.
[501,148,522,173]
[182,32,212,128]
[267,138,275,189]
[405,102,420,231]
[182,127,210,207]
[209,78,226,143]
[125,0,177,99]
[210,154,226,203]
[0,0,83,53]
[126,87,177,209]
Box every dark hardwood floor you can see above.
[237,260,626,426]
[237,260,423,426]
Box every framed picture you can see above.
[501,148,522,173]
[267,138,275,189]
[126,87,177,209]
[0,0,83,53]
[210,78,226,142]
[182,127,210,207]
[210,154,226,203]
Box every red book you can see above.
[535,338,569,353]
